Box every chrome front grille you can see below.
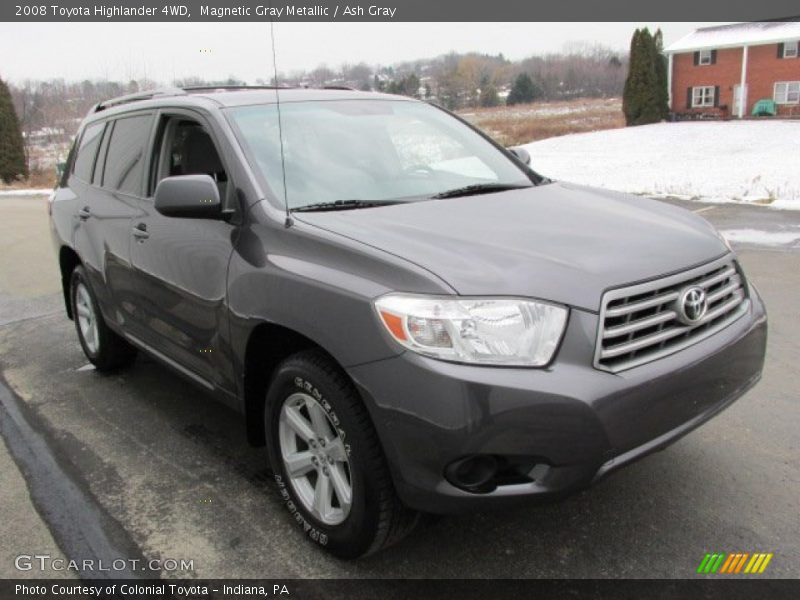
[595,256,750,372]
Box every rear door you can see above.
[127,109,238,392]
[69,120,108,299]
[87,112,154,329]
[70,116,146,326]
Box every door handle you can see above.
[78,207,91,220]
[132,223,149,240]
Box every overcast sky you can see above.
[0,22,728,83]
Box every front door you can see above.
[128,112,237,391]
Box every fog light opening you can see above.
[445,455,499,493]
[445,455,551,493]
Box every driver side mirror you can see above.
[508,146,531,166]
[154,175,222,219]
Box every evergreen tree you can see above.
[403,73,420,97]
[479,84,500,107]
[0,77,28,183]
[385,74,422,98]
[653,29,670,120]
[506,73,541,106]
[623,28,669,126]
[623,29,643,125]
[637,29,662,124]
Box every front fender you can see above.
[226,212,455,383]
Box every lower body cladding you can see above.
[347,287,767,514]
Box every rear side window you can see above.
[92,122,113,186]
[72,122,105,182]
[102,114,153,195]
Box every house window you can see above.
[692,86,716,108]
[784,41,799,58]
[774,82,800,104]
[698,50,713,65]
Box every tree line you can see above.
[279,44,628,109]
[6,43,628,144]
[0,36,677,185]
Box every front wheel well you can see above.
[58,246,82,319]
[243,323,343,446]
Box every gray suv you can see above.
[50,86,767,558]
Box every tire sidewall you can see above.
[265,358,381,558]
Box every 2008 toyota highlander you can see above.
[49,86,767,558]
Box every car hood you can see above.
[294,182,729,312]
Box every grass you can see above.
[0,169,57,191]
[458,97,624,146]
[26,169,57,188]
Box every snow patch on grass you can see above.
[0,189,52,196]
[523,121,800,209]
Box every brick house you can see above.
[664,21,800,118]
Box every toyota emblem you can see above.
[678,286,708,324]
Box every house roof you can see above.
[664,21,800,54]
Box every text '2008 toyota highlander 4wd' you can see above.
[50,87,767,558]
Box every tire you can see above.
[70,266,137,371]
[265,349,419,558]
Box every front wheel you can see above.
[265,350,419,558]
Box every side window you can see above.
[102,114,153,196]
[92,122,112,186]
[72,122,105,182]
[153,117,228,201]
[60,139,78,187]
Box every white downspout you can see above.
[667,52,673,114]
[738,45,749,118]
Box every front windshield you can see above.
[227,99,532,209]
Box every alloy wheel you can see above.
[75,282,99,355]
[278,392,353,526]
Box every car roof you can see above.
[195,88,410,106]
[82,87,417,125]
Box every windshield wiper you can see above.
[292,199,401,213]
[431,183,532,200]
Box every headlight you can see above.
[374,294,568,366]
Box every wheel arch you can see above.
[58,246,82,319]
[242,321,350,447]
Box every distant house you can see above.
[665,21,800,118]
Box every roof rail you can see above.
[182,85,295,93]
[93,87,187,112]
[91,84,362,114]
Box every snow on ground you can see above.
[523,121,800,209]
[721,229,800,247]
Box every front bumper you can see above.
[348,285,767,514]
